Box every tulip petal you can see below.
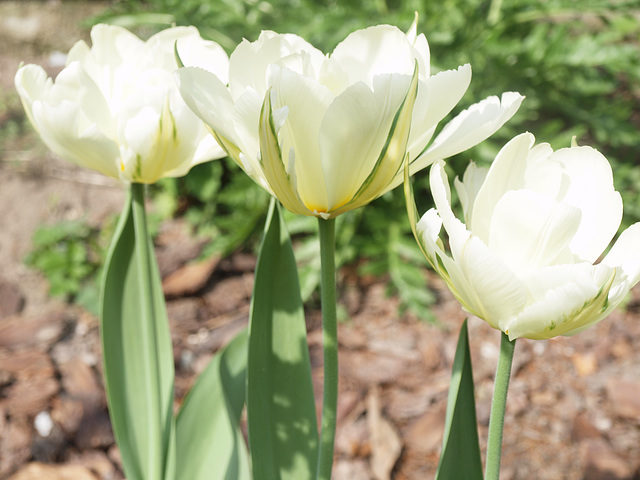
[268,65,333,213]
[413,91,524,171]
[489,190,581,272]
[407,64,472,159]
[417,209,463,290]
[428,161,527,327]
[510,264,615,339]
[470,132,534,242]
[331,25,415,87]
[321,71,414,212]
[176,67,242,162]
[33,99,121,178]
[16,64,120,178]
[14,64,52,130]
[454,161,487,224]
[334,65,419,215]
[552,146,623,262]
[90,24,143,62]
[230,31,323,99]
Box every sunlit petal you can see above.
[415,91,524,171]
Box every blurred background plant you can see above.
[23,219,114,316]
[19,0,640,320]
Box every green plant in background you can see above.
[24,219,108,314]
[0,89,34,158]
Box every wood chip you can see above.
[367,386,402,480]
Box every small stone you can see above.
[33,411,53,437]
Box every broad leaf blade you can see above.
[436,319,483,480]
[247,199,319,480]
[175,329,250,480]
[100,186,175,480]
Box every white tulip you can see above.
[414,132,640,340]
[15,24,229,183]
[177,18,523,218]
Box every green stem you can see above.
[316,218,338,480]
[131,182,163,477]
[485,331,516,480]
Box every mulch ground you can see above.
[2,2,640,479]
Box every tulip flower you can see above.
[15,24,229,183]
[411,132,640,340]
[176,18,523,218]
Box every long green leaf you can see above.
[247,199,319,480]
[100,184,176,480]
[176,329,250,480]
[435,319,483,480]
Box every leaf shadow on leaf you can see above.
[247,200,319,480]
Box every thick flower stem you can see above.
[316,218,338,480]
[485,331,516,480]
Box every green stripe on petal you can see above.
[404,153,432,263]
[334,62,419,215]
[258,89,311,216]
[208,127,244,168]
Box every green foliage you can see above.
[0,88,36,160]
[24,219,108,314]
[176,329,250,480]
[101,185,176,480]
[436,320,483,480]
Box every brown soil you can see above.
[1,2,640,479]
